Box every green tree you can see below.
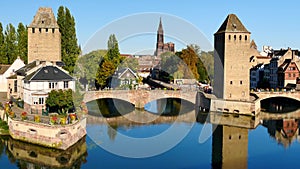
[95,34,122,89]
[57,6,80,74]
[17,23,27,63]
[4,23,17,64]
[0,22,5,64]
[120,57,139,72]
[46,89,74,114]
[75,50,107,89]
[96,60,116,89]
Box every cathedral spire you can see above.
[158,17,163,33]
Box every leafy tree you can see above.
[57,6,80,74]
[96,60,116,89]
[0,22,5,64]
[46,89,74,114]
[4,23,17,64]
[75,50,107,89]
[178,46,199,79]
[16,23,27,63]
[119,57,139,72]
[95,34,122,89]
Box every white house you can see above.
[0,57,25,92]
[20,63,75,114]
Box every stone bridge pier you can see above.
[83,90,198,109]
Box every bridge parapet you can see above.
[251,91,300,102]
[83,90,197,108]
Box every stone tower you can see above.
[212,125,248,169]
[214,14,251,101]
[27,7,61,63]
[155,17,164,56]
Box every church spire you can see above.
[158,17,163,33]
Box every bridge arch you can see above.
[83,90,197,109]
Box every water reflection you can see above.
[86,98,135,117]
[145,98,195,116]
[263,119,299,148]
[261,97,300,113]
[0,136,87,169]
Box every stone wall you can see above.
[8,117,86,150]
[209,98,260,116]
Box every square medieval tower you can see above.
[27,7,61,63]
[214,14,251,101]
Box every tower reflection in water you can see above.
[198,110,300,169]
[3,136,87,169]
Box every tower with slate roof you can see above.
[28,7,61,63]
[214,14,251,101]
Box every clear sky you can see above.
[0,0,299,54]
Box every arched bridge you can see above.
[251,91,300,102]
[83,90,197,108]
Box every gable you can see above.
[119,69,137,79]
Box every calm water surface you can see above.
[0,98,300,169]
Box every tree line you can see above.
[0,22,27,64]
[0,6,80,74]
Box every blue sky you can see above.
[0,0,299,54]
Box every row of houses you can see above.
[250,46,300,90]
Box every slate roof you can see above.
[114,68,138,79]
[16,60,43,76]
[24,66,73,82]
[216,14,250,34]
[29,7,59,29]
[0,65,10,75]
[16,60,65,76]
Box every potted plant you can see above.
[21,112,27,120]
[69,113,77,123]
[9,111,15,118]
[50,115,58,125]
[34,115,40,123]
[60,116,67,125]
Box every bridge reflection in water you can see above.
[85,96,300,168]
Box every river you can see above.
[0,98,300,169]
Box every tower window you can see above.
[32,28,35,33]
[39,28,41,33]
[45,28,48,33]
[229,35,231,40]
[230,81,233,85]
[240,81,243,85]
[52,28,55,33]
[234,35,236,41]
[245,35,248,41]
[239,35,242,41]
